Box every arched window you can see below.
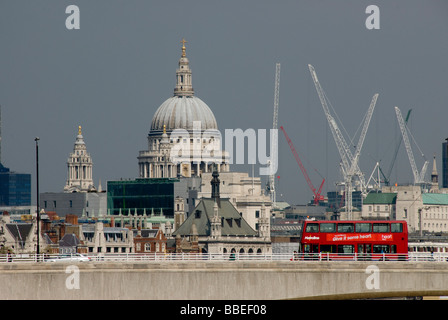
[145,243,151,252]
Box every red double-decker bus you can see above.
[300,220,408,260]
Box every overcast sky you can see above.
[1,0,447,205]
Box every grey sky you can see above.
[1,1,447,205]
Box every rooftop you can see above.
[172,198,257,237]
[422,193,448,205]
[363,193,397,205]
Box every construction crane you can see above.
[267,63,281,208]
[280,126,325,205]
[381,109,412,185]
[394,106,428,184]
[308,64,378,218]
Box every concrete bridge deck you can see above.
[1,261,448,300]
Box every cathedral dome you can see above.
[150,96,218,133]
[149,38,218,134]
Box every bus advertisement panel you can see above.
[300,220,408,259]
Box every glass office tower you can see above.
[0,164,31,206]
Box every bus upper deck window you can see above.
[320,223,336,233]
[391,223,403,233]
[373,223,389,233]
[305,223,319,233]
[355,223,371,233]
[337,223,354,233]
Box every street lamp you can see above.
[35,137,40,256]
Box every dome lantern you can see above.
[174,38,194,97]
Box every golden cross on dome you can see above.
[181,38,187,57]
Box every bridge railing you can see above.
[87,252,296,262]
[0,252,447,263]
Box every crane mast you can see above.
[268,63,280,208]
[394,106,428,184]
[308,64,378,218]
[308,65,352,173]
[280,126,325,205]
[384,109,412,185]
[349,93,378,176]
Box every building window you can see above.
[53,201,57,208]
[145,243,151,252]
[255,210,260,218]
[69,200,73,208]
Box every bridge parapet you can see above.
[1,261,448,299]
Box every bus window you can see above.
[305,223,319,233]
[303,244,319,253]
[320,223,336,233]
[358,244,372,257]
[337,245,354,254]
[355,223,371,233]
[391,223,403,233]
[373,245,390,253]
[321,245,337,253]
[357,244,364,253]
[373,223,389,233]
[337,223,354,233]
[391,245,397,253]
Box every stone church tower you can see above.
[64,126,96,192]
[430,154,439,193]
